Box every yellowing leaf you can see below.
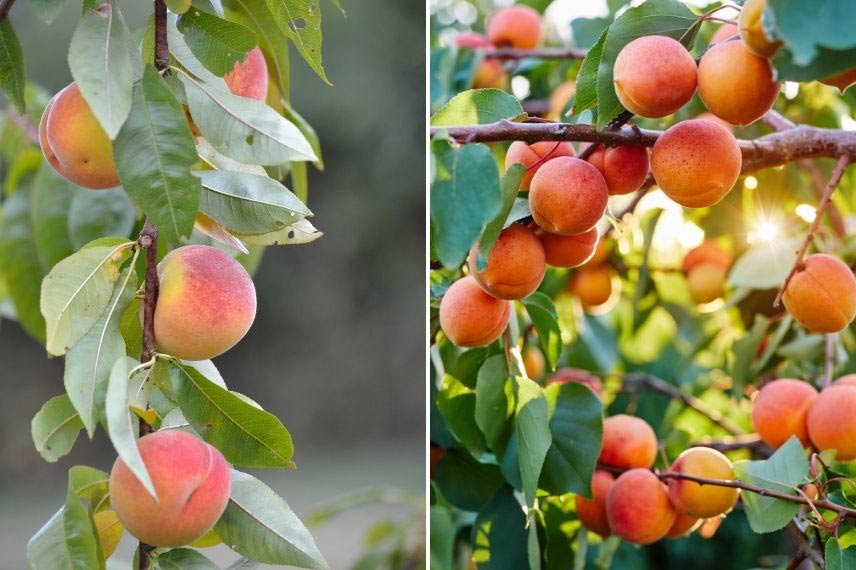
[94,510,124,559]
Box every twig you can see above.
[153,0,170,75]
[690,435,773,457]
[0,0,16,20]
[481,46,588,60]
[785,520,826,568]
[823,334,836,389]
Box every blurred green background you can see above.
[0,1,425,567]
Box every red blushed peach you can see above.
[546,368,602,396]
[539,227,599,268]
[782,254,856,333]
[505,141,576,189]
[710,23,739,45]
[439,276,511,348]
[529,157,608,235]
[683,241,731,273]
[153,245,257,360]
[666,511,699,538]
[751,379,818,448]
[606,468,677,545]
[575,470,614,537]
[569,266,614,309]
[468,224,546,300]
[667,448,739,518]
[599,414,658,469]
[224,47,269,102]
[486,5,542,49]
[109,431,231,548]
[807,386,856,461]
[584,144,650,196]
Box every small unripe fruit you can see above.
[547,368,603,396]
[613,36,697,118]
[666,511,699,539]
[751,379,818,448]
[570,266,614,309]
[710,23,739,45]
[651,119,741,208]
[529,157,608,235]
[486,5,542,49]
[683,241,731,273]
[505,141,576,189]
[539,227,599,268]
[803,483,820,501]
[468,224,546,300]
[782,254,856,333]
[606,469,677,545]
[599,414,658,469]
[523,346,546,379]
[584,144,650,196]
[575,470,614,537]
[738,0,782,58]
[667,448,739,518]
[687,263,728,304]
[224,47,269,102]
[439,276,511,348]
[820,67,856,93]
[547,81,576,120]
[807,386,856,461]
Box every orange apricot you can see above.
[529,157,608,235]
[439,276,511,348]
[807,385,856,460]
[569,266,614,309]
[473,59,509,90]
[599,414,658,469]
[751,379,818,448]
[584,144,650,196]
[547,81,576,120]
[666,511,700,539]
[505,141,576,189]
[782,254,856,333]
[486,5,542,49]
[468,224,546,300]
[738,0,782,58]
[523,346,546,379]
[539,227,599,268]
[710,22,739,45]
[606,468,677,545]
[546,368,603,396]
[687,263,728,304]
[667,448,739,518]
[683,241,731,273]
[575,470,614,537]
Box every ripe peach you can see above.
[698,40,780,126]
[651,119,741,208]
[575,470,614,537]
[486,5,542,49]
[782,254,856,333]
[569,266,614,309]
[820,67,856,93]
[109,431,231,547]
[529,157,608,235]
[40,83,120,190]
[224,47,269,102]
[523,346,546,378]
[547,80,576,120]
[547,368,603,396]
[606,469,677,545]
[751,379,818,448]
[807,386,856,460]
[439,276,511,348]
[710,23,739,45]
[738,0,782,58]
[473,59,509,90]
[613,35,697,118]
[666,511,699,539]
[505,141,576,189]
[687,263,728,304]
[468,224,546,300]
[667,448,739,518]
[683,241,731,273]
[584,144,650,196]
[153,245,257,360]
[599,414,658,469]
[539,227,599,268]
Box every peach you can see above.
[584,144,650,196]
[547,80,576,120]
[109,431,231,547]
[710,23,739,45]
[575,470,614,537]
[698,40,780,126]
[41,83,119,190]
[153,245,257,360]
[546,368,602,396]
[666,511,699,538]
[782,254,856,333]
[687,263,728,304]
[613,36,697,118]
[505,141,576,189]
[439,276,511,348]
[651,119,741,208]
[606,468,677,545]
[529,157,608,235]
[821,67,856,93]
[523,346,546,378]
[738,0,782,58]
[224,47,269,102]
[683,241,731,273]
[540,227,599,268]
[751,379,818,448]
[599,414,658,469]
[468,224,546,300]
[486,5,542,49]
[807,386,856,460]
[569,266,613,309]
[667,448,739,518]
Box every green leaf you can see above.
[471,486,528,569]
[68,1,136,138]
[572,29,607,114]
[40,240,134,356]
[826,539,856,570]
[173,360,296,467]
[31,395,85,463]
[476,164,526,271]
[177,7,258,76]
[165,0,193,13]
[281,101,323,169]
[234,218,322,246]
[155,548,219,569]
[514,377,551,505]
[67,188,136,250]
[264,0,330,85]
[430,506,454,570]
[28,0,70,24]
[474,355,514,453]
[729,237,801,290]
[523,293,562,372]
[729,315,769,396]
[768,0,856,66]
[437,374,485,455]
[0,20,25,110]
[431,89,526,126]
[30,165,75,270]
[62,478,102,568]
[433,448,506,512]
[214,470,327,568]
[165,19,230,89]
[773,46,856,82]
[68,465,110,505]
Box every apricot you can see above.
[529,157,608,235]
[683,241,731,273]
[468,224,546,300]
[546,368,603,396]
[109,431,231,547]
[522,346,545,378]
[803,483,820,501]
[505,141,575,189]
[667,448,739,518]
[547,80,576,120]
[738,0,782,58]
[224,47,269,102]
[539,227,598,269]
[807,386,856,460]
[820,67,856,93]
[651,119,741,208]
[606,468,677,545]
[40,82,120,190]
[696,111,734,133]
[782,254,856,333]
[835,374,856,387]
[613,35,697,118]
[439,276,511,348]
[687,263,728,304]
[599,414,658,469]
[575,470,614,537]
[154,245,257,360]
[710,22,739,45]
[588,239,611,266]
[486,5,542,49]
[666,511,699,539]
[751,379,818,448]
[473,59,509,90]
[584,144,650,196]
[698,40,780,126]
[569,266,613,309]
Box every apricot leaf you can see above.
[432,448,506,512]
[155,548,219,569]
[0,21,25,111]
[523,293,561,371]
[471,486,528,569]
[264,0,331,85]
[431,88,525,126]
[827,539,856,570]
[768,0,856,66]
[437,374,485,456]
[474,355,514,454]
[31,395,84,463]
[514,377,551,506]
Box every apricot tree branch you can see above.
[154,0,169,74]
[480,46,588,60]
[785,521,826,569]
[690,434,772,457]
[0,0,16,20]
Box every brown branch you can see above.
[481,46,588,60]
[690,435,773,458]
[0,0,16,20]
[785,521,826,569]
[154,0,170,75]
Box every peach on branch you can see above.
[667,448,739,518]
[606,468,677,545]
[807,385,856,461]
[584,144,650,196]
[529,157,608,235]
[468,224,546,300]
[486,5,542,49]
[782,254,856,333]
[751,379,818,448]
[539,227,599,269]
[575,469,614,537]
[505,141,575,189]
[599,414,658,469]
[439,276,511,348]
[224,47,269,102]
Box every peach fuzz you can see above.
[710,22,739,45]
[569,266,614,309]
[606,469,677,545]
[575,470,614,537]
[782,254,856,333]
[698,40,780,126]
[539,227,599,268]
[651,119,741,208]
[807,386,856,460]
[687,263,728,304]
[738,0,782,58]
[224,47,269,102]
[666,511,699,539]
[667,448,739,518]
[153,245,257,360]
[109,431,231,548]
[486,5,542,49]
[468,224,545,300]
[439,276,510,348]
[751,379,818,448]
[683,241,731,273]
[821,67,856,93]
[546,368,602,396]
[612,35,697,118]
[529,156,608,235]
[599,414,658,469]
[584,144,650,196]
[505,141,575,189]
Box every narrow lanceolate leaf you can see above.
[215,470,328,569]
[173,361,296,468]
[155,548,219,569]
[166,20,229,89]
[234,219,322,246]
[180,71,316,165]
[64,265,137,437]
[114,65,201,244]
[40,240,134,356]
[177,7,258,76]
[197,170,312,235]
[68,1,135,139]
[31,394,85,463]
[196,137,267,175]
[0,20,25,110]
[264,0,330,85]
